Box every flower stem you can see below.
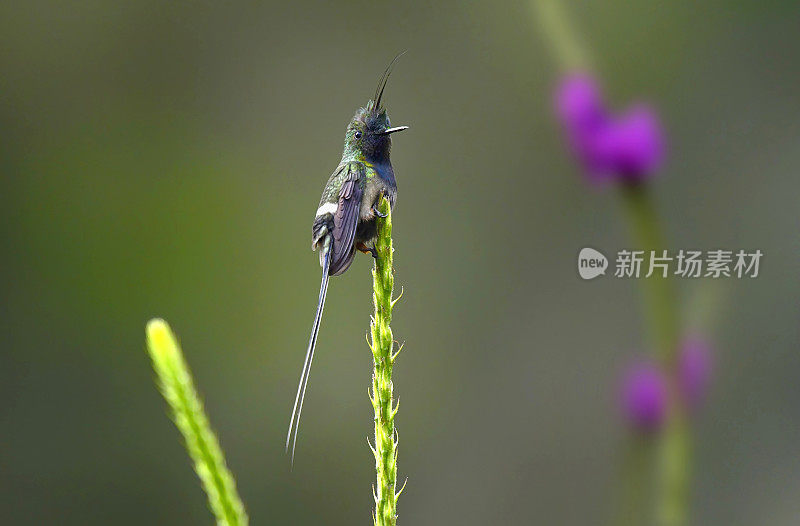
[619,184,678,362]
[146,319,248,526]
[619,184,689,526]
[369,197,401,526]
[655,413,690,526]
[615,434,651,526]
[531,0,590,71]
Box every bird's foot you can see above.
[371,204,388,218]
[357,242,379,259]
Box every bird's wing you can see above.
[328,163,363,276]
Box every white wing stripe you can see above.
[315,202,338,217]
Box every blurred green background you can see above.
[1,1,799,524]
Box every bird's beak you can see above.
[379,126,409,136]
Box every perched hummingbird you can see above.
[286,56,408,462]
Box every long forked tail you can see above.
[286,249,331,465]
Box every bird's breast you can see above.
[365,161,396,187]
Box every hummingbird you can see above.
[286,55,408,463]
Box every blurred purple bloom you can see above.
[677,336,713,409]
[554,73,666,183]
[592,104,665,180]
[555,73,606,135]
[620,360,668,432]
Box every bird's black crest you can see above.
[366,51,406,117]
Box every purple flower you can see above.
[555,73,606,135]
[591,104,665,180]
[554,74,609,181]
[677,336,713,410]
[554,73,666,183]
[619,360,668,432]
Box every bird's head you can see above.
[343,54,408,163]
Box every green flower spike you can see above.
[146,319,248,526]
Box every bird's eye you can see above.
[354,131,362,139]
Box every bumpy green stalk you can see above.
[368,197,402,526]
[146,319,248,526]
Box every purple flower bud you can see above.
[677,336,713,410]
[592,104,665,181]
[619,360,668,432]
[555,73,607,134]
[554,73,666,183]
[554,74,610,183]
